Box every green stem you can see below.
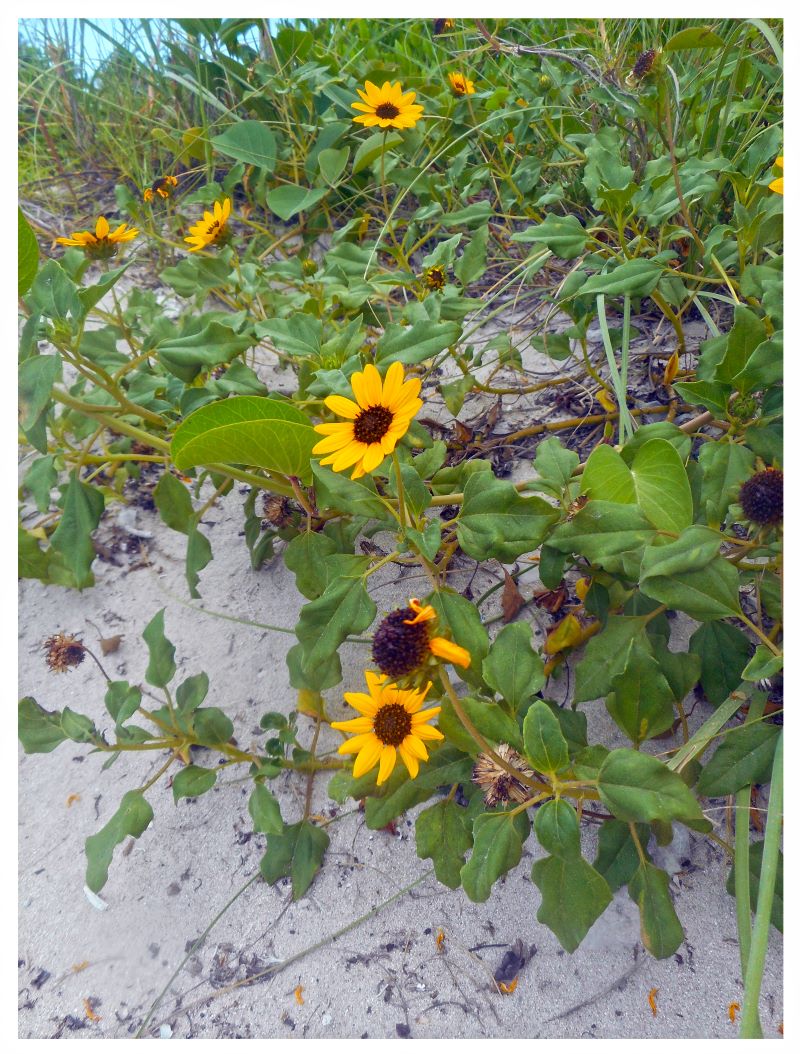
[392,451,407,530]
[739,731,782,1038]
[734,786,753,984]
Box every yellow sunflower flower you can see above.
[372,597,471,678]
[331,671,444,784]
[351,80,424,130]
[769,156,783,196]
[184,197,232,252]
[55,216,139,259]
[448,72,475,96]
[144,174,178,203]
[312,361,422,480]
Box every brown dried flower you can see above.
[44,633,86,673]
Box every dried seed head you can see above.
[262,493,296,529]
[632,48,657,80]
[472,744,535,807]
[739,469,783,526]
[372,607,431,678]
[44,633,86,673]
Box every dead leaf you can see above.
[501,570,525,622]
[99,635,123,656]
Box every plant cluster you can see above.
[18,17,782,1036]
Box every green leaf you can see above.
[482,623,545,713]
[628,862,685,958]
[534,437,580,492]
[672,380,731,416]
[715,306,767,385]
[22,456,57,514]
[317,146,349,185]
[266,185,329,221]
[311,462,392,519]
[531,853,613,952]
[741,645,783,683]
[523,700,570,775]
[365,748,473,829]
[172,396,317,484]
[594,820,646,892]
[61,707,98,743]
[173,765,217,802]
[255,315,322,358]
[457,472,559,562]
[18,207,39,297]
[259,821,330,899]
[210,120,277,170]
[608,640,675,745]
[534,799,581,858]
[698,442,756,527]
[664,25,725,50]
[142,608,176,688]
[374,320,462,367]
[455,223,489,287]
[640,554,742,621]
[104,681,142,728]
[175,672,210,713]
[689,622,752,705]
[726,840,783,933]
[574,616,650,703]
[639,526,722,579]
[153,472,194,532]
[581,445,635,504]
[295,575,376,674]
[248,783,283,835]
[579,259,662,298]
[598,749,706,825]
[50,471,104,590]
[284,532,338,599]
[19,353,61,434]
[415,800,473,889]
[185,523,213,599]
[697,722,781,796]
[510,213,586,258]
[18,696,67,754]
[450,696,524,752]
[461,812,529,902]
[192,707,234,746]
[157,320,254,382]
[351,130,403,175]
[85,791,154,892]
[631,439,693,533]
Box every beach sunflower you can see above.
[55,216,139,259]
[448,72,475,96]
[433,19,455,34]
[312,361,422,479]
[331,671,444,784]
[351,80,424,130]
[372,598,471,678]
[144,174,178,203]
[769,156,783,195]
[184,197,232,252]
[423,265,446,291]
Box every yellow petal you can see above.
[343,691,379,716]
[411,706,442,725]
[429,636,472,668]
[381,360,405,406]
[413,722,445,741]
[353,738,383,777]
[401,734,429,762]
[365,670,389,697]
[330,443,368,473]
[361,363,383,405]
[329,716,374,733]
[312,432,353,455]
[398,744,419,779]
[325,394,361,419]
[376,745,397,785]
[95,216,109,239]
[360,444,386,473]
[337,732,377,755]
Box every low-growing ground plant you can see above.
[18,17,782,1037]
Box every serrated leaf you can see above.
[628,862,684,958]
[598,749,705,824]
[531,854,613,952]
[259,821,329,900]
[415,800,473,889]
[248,783,283,834]
[85,791,154,892]
[482,623,545,713]
[461,812,529,902]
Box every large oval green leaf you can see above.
[631,438,693,532]
[171,396,317,482]
[210,120,277,171]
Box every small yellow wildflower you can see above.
[448,72,475,96]
[769,156,783,195]
[351,80,424,130]
[331,671,444,785]
[143,175,178,203]
[55,216,138,259]
[184,198,232,252]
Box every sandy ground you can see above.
[18,291,782,1038]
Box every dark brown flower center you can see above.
[375,101,400,120]
[353,405,394,444]
[372,607,430,678]
[373,702,412,747]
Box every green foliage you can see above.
[85,791,154,892]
